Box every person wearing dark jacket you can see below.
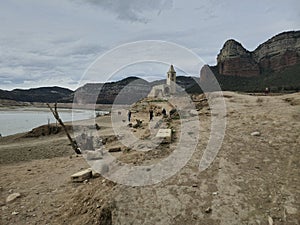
[149,109,154,121]
[128,110,132,122]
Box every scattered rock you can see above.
[6,193,21,203]
[170,108,179,119]
[92,170,101,178]
[141,129,151,140]
[155,111,162,116]
[285,205,298,214]
[189,109,198,116]
[99,205,112,225]
[169,108,177,116]
[83,179,89,184]
[11,211,19,215]
[71,168,92,183]
[133,119,142,128]
[108,147,121,153]
[268,216,273,225]
[154,119,163,129]
[251,131,261,136]
[101,135,118,145]
[95,123,101,130]
[205,207,212,213]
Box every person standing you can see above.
[149,109,154,121]
[162,108,166,117]
[128,110,132,122]
[264,87,270,95]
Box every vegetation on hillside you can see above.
[187,64,300,94]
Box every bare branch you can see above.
[47,103,81,154]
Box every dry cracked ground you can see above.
[0,91,299,225]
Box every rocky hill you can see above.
[217,31,300,76]
[73,77,151,105]
[0,86,73,103]
[0,76,198,104]
[72,76,198,104]
[190,31,300,93]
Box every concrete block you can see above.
[156,128,172,143]
[85,150,103,160]
[71,168,92,182]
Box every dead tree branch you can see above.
[47,103,81,154]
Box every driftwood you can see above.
[192,98,207,103]
[47,103,81,154]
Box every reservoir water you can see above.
[0,108,107,137]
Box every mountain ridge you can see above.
[217,30,300,76]
[1,30,299,103]
[0,76,198,104]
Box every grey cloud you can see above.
[45,41,106,57]
[0,36,104,90]
[0,0,298,90]
[193,0,223,20]
[75,0,173,23]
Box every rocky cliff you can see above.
[217,31,300,76]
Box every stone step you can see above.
[71,168,92,182]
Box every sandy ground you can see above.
[0,92,299,225]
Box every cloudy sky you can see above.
[0,0,299,90]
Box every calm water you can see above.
[0,108,107,137]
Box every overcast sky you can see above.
[0,0,299,90]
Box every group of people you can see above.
[127,107,168,122]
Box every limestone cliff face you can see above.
[217,31,300,76]
[217,39,260,76]
[253,31,300,72]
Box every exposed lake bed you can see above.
[0,92,299,224]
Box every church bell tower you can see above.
[166,64,176,94]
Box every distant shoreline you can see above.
[0,106,111,137]
[0,99,113,111]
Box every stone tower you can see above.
[166,64,176,94]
